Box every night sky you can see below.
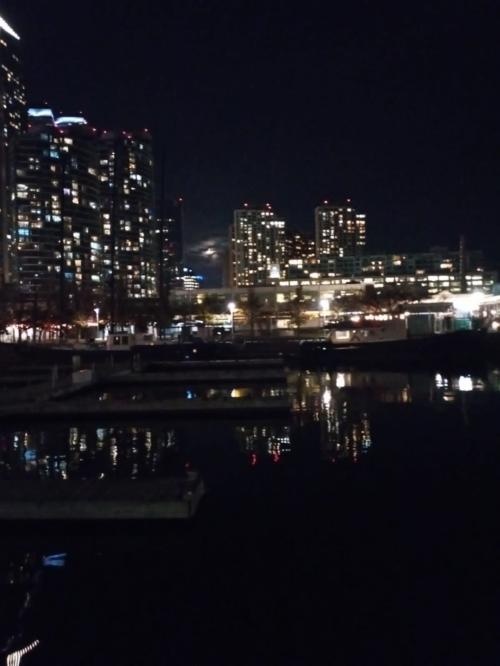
[2,0,500,284]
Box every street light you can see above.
[228,302,236,338]
[320,299,330,328]
[94,308,100,340]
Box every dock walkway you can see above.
[0,397,291,420]
[0,473,205,520]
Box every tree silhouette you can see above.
[240,289,261,337]
[289,286,308,330]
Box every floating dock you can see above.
[0,473,205,520]
[0,397,291,420]
[132,358,287,383]
[107,369,287,384]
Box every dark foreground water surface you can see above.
[1,369,500,665]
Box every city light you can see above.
[54,116,88,126]
[0,14,20,40]
[458,375,473,392]
[228,302,236,337]
[7,640,40,666]
[336,373,346,389]
[451,292,485,313]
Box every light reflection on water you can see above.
[0,370,499,480]
[92,385,287,402]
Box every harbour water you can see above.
[1,369,500,664]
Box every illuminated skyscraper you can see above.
[315,201,366,258]
[99,130,157,305]
[13,111,102,313]
[285,230,316,263]
[285,230,316,279]
[0,14,26,285]
[158,197,184,293]
[229,205,286,287]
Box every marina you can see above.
[1,366,499,663]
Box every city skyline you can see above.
[0,7,498,663]
[1,0,499,287]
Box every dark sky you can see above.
[2,0,500,283]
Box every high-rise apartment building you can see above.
[0,14,26,285]
[285,230,317,280]
[229,205,286,287]
[315,201,366,258]
[158,197,184,293]
[99,130,157,303]
[13,110,102,313]
[285,230,316,262]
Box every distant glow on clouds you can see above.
[187,235,227,262]
[0,15,20,40]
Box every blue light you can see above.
[55,116,88,127]
[43,553,67,568]
[28,107,54,120]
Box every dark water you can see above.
[1,369,500,664]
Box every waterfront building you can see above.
[283,248,495,296]
[172,266,203,290]
[13,110,101,312]
[99,129,157,302]
[171,282,365,332]
[229,205,286,287]
[315,201,366,258]
[0,14,26,285]
[316,247,485,279]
